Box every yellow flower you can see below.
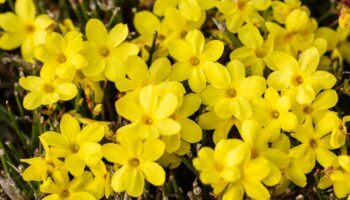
[81,19,139,78]
[198,110,238,143]
[266,47,336,104]
[133,8,205,60]
[40,169,96,200]
[318,155,350,199]
[74,74,104,103]
[21,138,63,182]
[19,76,77,110]
[133,11,163,46]
[291,89,338,124]
[102,130,165,197]
[162,93,202,153]
[316,26,350,63]
[34,31,87,81]
[339,7,350,31]
[266,9,316,57]
[116,85,181,138]
[290,119,337,169]
[59,18,79,34]
[238,120,289,186]
[107,56,171,93]
[168,29,224,92]
[307,112,349,149]
[222,157,271,200]
[162,7,205,40]
[216,0,270,33]
[40,114,105,177]
[253,87,298,141]
[230,24,274,75]
[0,0,54,61]
[86,162,112,199]
[193,139,248,194]
[271,0,305,24]
[153,0,214,22]
[201,60,266,120]
[193,138,272,200]
[272,134,311,190]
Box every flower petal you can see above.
[86,19,108,45]
[178,118,202,143]
[168,39,192,62]
[298,47,319,75]
[201,40,224,62]
[155,118,181,136]
[185,29,205,56]
[155,93,178,119]
[56,82,78,101]
[189,68,207,93]
[141,162,165,186]
[108,23,128,47]
[238,24,263,49]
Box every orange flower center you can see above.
[303,106,313,114]
[57,55,67,63]
[70,144,80,153]
[309,139,318,148]
[43,84,55,93]
[60,189,70,198]
[226,88,237,98]
[142,115,153,125]
[293,75,304,86]
[128,158,140,167]
[271,111,280,119]
[190,56,200,66]
[100,47,110,57]
[26,25,35,33]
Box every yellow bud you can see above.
[92,104,103,116]
[339,8,350,30]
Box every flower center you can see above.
[142,115,153,125]
[309,139,318,148]
[70,144,80,153]
[60,189,70,198]
[43,84,55,93]
[236,1,246,10]
[26,25,35,33]
[214,163,223,171]
[57,55,67,63]
[226,88,237,98]
[303,106,313,114]
[293,75,304,86]
[271,111,280,119]
[251,148,259,159]
[190,57,200,66]
[255,48,267,58]
[100,47,110,57]
[128,158,140,167]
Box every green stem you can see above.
[30,111,40,154]
[313,173,325,200]
[6,103,27,146]
[224,31,242,48]
[7,0,14,11]
[14,88,24,118]
[0,142,9,177]
[79,1,89,23]
[69,0,84,28]
[107,8,121,28]
[147,31,158,66]
[179,156,196,174]
[170,176,184,200]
